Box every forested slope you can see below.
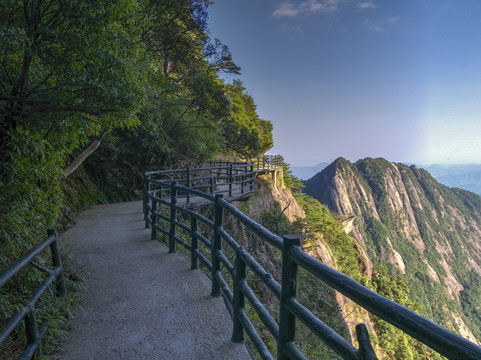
[0,1,272,357]
[1,0,273,263]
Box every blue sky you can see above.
[208,0,481,166]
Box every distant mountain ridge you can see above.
[303,157,481,343]
[290,162,329,180]
[421,164,481,196]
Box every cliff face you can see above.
[243,172,382,352]
[303,157,481,342]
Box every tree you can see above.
[80,0,252,198]
[0,0,145,160]
[222,80,273,158]
[0,0,147,259]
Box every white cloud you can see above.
[362,16,399,31]
[272,0,340,18]
[273,3,300,17]
[364,19,383,31]
[358,1,377,9]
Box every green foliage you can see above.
[364,215,392,259]
[355,158,393,227]
[293,194,366,283]
[0,0,274,357]
[221,80,273,158]
[460,270,481,325]
[282,162,304,192]
[370,266,444,360]
[80,4,273,201]
[295,268,346,359]
[259,209,292,236]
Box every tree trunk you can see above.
[62,139,102,178]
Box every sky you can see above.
[207,0,481,166]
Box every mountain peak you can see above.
[302,157,481,342]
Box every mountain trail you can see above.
[59,201,250,360]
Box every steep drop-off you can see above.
[304,157,481,342]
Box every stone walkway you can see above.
[59,201,250,360]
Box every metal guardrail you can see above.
[142,167,481,360]
[207,155,283,172]
[0,229,66,360]
[145,164,256,206]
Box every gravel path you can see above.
[59,201,250,360]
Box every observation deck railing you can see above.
[0,230,66,359]
[144,163,256,206]
[207,155,283,172]
[143,164,481,360]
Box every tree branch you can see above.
[62,132,107,178]
[167,102,194,136]
[0,95,120,115]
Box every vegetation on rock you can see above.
[304,157,481,349]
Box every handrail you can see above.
[143,163,256,214]
[143,164,481,360]
[0,229,67,359]
[207,155,283,172]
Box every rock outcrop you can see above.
[304,157,481,343]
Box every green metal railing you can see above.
[0,229,66,360]
[143,168,481,360]
[144,163,256,207]
[208,155,283,172]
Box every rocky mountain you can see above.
[303,157,481,343]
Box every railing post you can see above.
[191,214,198,270]
[211,194,224,297]
[250,164,254,191]
[169,181,178,253]
[229,165,233,197]
[356,323,377,360]
[187,168,191,204]
[151,195,157,241]
[48,229,66,296]
[144,171,150,229]
[25,307,42,357]
[241,165,245,194]
[232,250,246,343]
[278,235,301,360]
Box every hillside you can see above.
[303,157,481,343]
[0,1,274,357]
